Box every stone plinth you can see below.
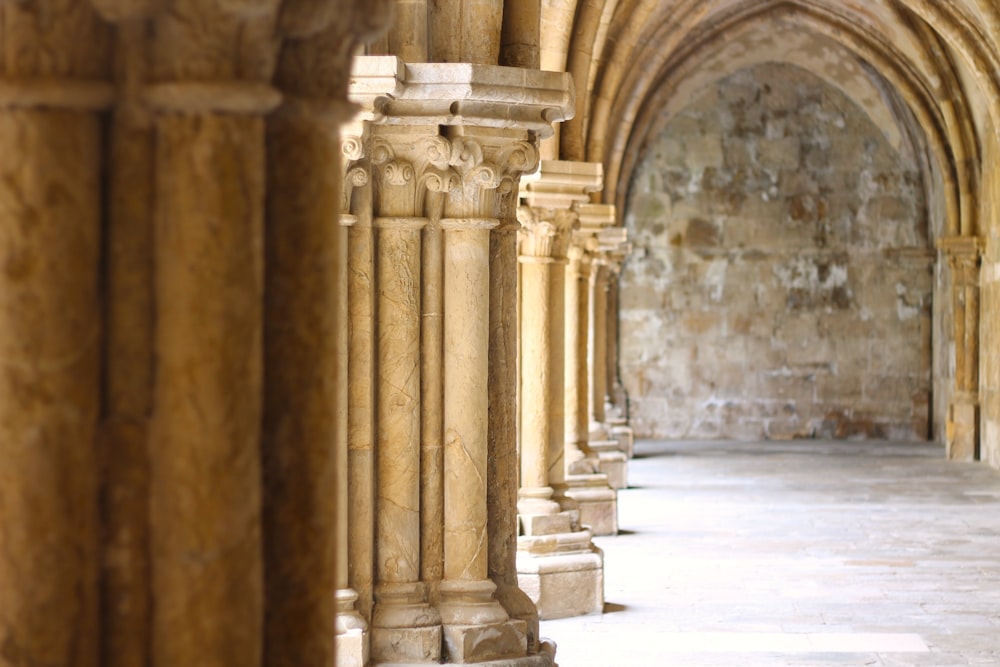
[517,531,604,620]
[589,439,629,490]
[611,423,635,459]
[565,474,618,536]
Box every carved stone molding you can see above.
[350,55,575,139]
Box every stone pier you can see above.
[516,160,606,620]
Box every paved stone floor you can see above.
[540,439,1000,666]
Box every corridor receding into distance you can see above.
[542,439,1000,666]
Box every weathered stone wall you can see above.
[621,63,933,441]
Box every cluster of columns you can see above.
[336,56,576,665]
[513,162,634,620]
[0,2,395,666]
[0,3,638,665]
[940,235,983,461]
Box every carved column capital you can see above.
[517,207,557,259]
[939,235,983,286]
[0,3,114,111]
[597,227,632,276]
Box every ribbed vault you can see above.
[556,0,993,230]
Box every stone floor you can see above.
[540,439,1000,666]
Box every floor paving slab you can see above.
[541,440,1000,666]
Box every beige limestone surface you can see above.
[621,63,933,442]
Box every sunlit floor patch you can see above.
[655,632,928,653]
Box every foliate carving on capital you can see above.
[517,207,556,258]
[940,236,982,288]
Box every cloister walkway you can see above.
[540,440,1000,666]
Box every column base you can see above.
[371,583,442,664]
[520,508,578,536]
[610,423,634,459]
[336,588,369,667]
[517,530,604,620]
[438,579,528,663]
[336,627,368,667]
[589,439,628,490]
[947,397,979,462]
[442,618,529,663]
[565,473,618,536]
[375,654,554,667]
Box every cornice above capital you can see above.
[349,56,575,139]
[575,203,616,236]
[938,235,982,260]
[519,160,603,210]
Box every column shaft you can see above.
[262,108,341,667]
[490,218,541,646]
[548,257,568,491]
[589,263,609,430]
[565,252,593,469]
[442,219,500,587]
[371,214,441,663]
[422,218,445,587]
[0,108,102,667]
[150,113,265,666]
[375,219,425,586]
[519,255,556,506]
[348,211,377,624]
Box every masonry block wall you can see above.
[620,63,933,441]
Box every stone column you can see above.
[437,129,535,664]
[515,162,605,621]
[598,227,635,463]
[563,205,619,534]
[0,5,111,665]
[518,212,563,519]
[589,261,610,434]
[350,55,573,666]
[575,219,633,491]
[564,242,594,473]
[265,16,375,660]
[489,183,545,655]
[368,131,443,664]
[336,130,373,666]
[142,6,293,665]
[342,126,378,637]
[941,236,983,461]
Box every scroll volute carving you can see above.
[341,132,370,214]
[370,134,462,218]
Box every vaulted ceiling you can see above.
[531,0,1000,233]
